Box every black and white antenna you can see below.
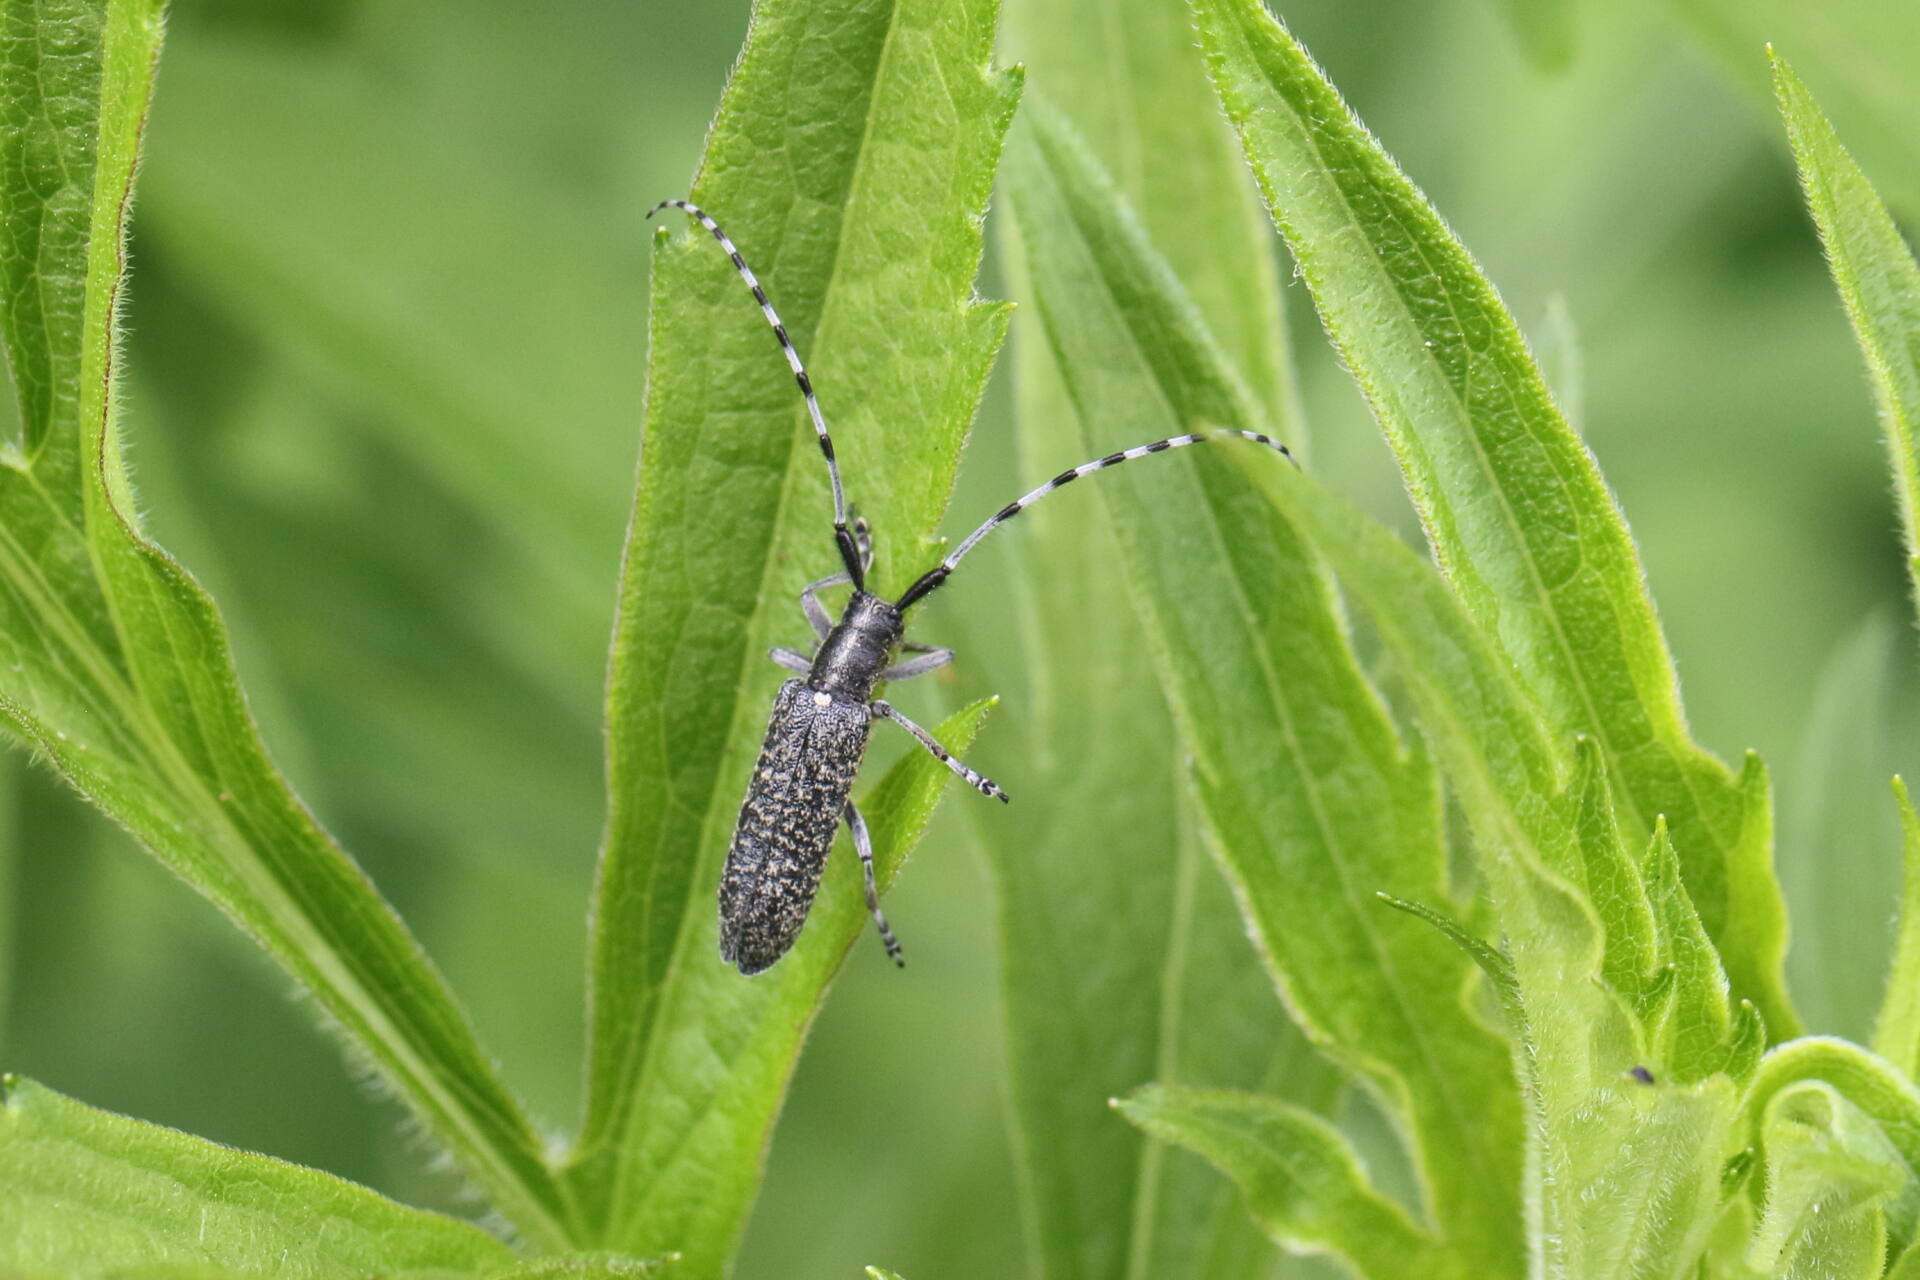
[648,200,866,586]
[896,429,1294,609]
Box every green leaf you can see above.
[574,694,1000,1261]
[1376,893,1521,1023]
[0,1075,516,1276]
[1568,737,1660,1011]
[1696,1194,1765,1280]
[571,0,1018,1263]
[568,0,1019,1257]
[1878,778,1920,1074]
[1260,462,1746,1279]
[1745,1038,1920,1261]
[1747,1081,1907,1280]
[0,0,565,1245]
[1641,821,1738,1083]
[1001,98,1522,1274]
[992,0,1317,1275]
[1117,1085,1464,1280]
[1773,55,1920,635]
[1190,0,1797,1038]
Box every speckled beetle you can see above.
[650,200,1293,975]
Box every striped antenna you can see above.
[896,429,1295,610]
[649,199,864,586]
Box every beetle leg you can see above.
[800,572,849,639]
[768,646,812,674]
[871,699,1009,803]
[880,646,954,682]
[845,800,902,966]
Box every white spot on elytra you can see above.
[812,692,830,707]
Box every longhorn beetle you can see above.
[650,200,1293,975]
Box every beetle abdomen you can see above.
[720,679,873,973]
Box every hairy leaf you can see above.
[0,0,565,1244]
[1004,99,1523,1274]
[1118,1085,1463,1280]
[1642,821,1739,1083]
[574,0,1016,1263]
[1774,54,1920,629]
[1568,737,1660,1011]
[1745,1038,1920,1261]
[1190,0,1796,1036]
[1261,462,1747,1280]
[577,680,992,1270]
[0,1076,515,1276]
[571,0,1018,1263]
[1747,1081,1906,1280]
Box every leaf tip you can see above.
[1768,51,1821,137]
[1722,1146,1757,1195]
[1726,999,1767,1081]
[1111,1083,1160,1121]
[1765,45,1812,99]
[1766,46,1801,95]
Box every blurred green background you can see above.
[5,0,1920,1275]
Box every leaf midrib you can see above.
[598,0,924,1227]
[0,499,139,747]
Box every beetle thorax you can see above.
[809,590,904,701]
